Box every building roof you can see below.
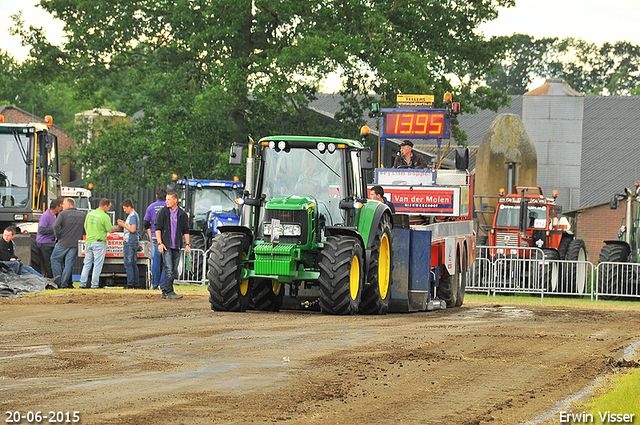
[0,104,66,133]
[524,78,584,97]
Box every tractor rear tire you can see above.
[558,234,573,260]
[318,236,363,315]
[360,215,392,315]
[540,249,560,293]
[455,251,467,307]
[598,243,631,300]
[252,279,284,311]
[207,232,251,311]
[439,254,464,308]
[564,239,588,295]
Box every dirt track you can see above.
[1,290,639,425]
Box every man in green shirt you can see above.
[80,198,118,289]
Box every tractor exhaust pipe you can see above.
[242,137,255,227]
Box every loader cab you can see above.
[0,119,60,230]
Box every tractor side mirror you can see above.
[610,196,618,210]
[361,147,374,170]
[229,145,243,165]
[455,147,469,170]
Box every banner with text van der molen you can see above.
[385,187,458,215]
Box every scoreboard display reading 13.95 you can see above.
[382,111,448,139]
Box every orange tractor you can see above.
[481,186,588,293]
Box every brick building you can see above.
[0,104,77,183]
[568,202,627,262]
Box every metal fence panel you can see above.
[175,248,208,285]
[468,246,595,299]
[596,262,640,300]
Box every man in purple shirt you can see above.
[35,199,63,278]
[143,187,167,290]
[155,192,190,299]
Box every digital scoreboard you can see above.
[381,110,450,139]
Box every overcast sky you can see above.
[2,0,639,62]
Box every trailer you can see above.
[78,233,152,289]
[371,93,474,310]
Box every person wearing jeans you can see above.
[0,226,45,277]
[52,198,86,288]
[118,199,140,289]
[35,199,63,278]
[155,192,190,300]
[143,188,167,289]
[80,198,118,289]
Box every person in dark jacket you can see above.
[155,192,190,299]
[393,140,429,169]
[51,198,86,288]
[369,185,395,213]
[0,226,46,277]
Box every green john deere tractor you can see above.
[207,135,393,315]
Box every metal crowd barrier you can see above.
[175,248,208,285]
[468,245,596,300]
[595,262,640,300]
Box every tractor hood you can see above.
[266,195,317,211]
[209,212,240,226]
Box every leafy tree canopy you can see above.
[485,34,640,96]
[15,0,517,190]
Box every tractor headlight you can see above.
[263,223,302,236]
[327,143,336,153]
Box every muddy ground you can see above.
[1,290,639,425]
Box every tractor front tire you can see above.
[207,232,251,311]
[360,215,393,315]
[252,279,284,312]
[318,236,363,315]
[598,243,630,299]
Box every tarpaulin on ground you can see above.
[0,264,57,297]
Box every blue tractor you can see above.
[174,178,243,252]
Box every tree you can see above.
[483,34,557,95]
[484,34,640,96]
[19,0,515,190]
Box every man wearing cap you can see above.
[393,140,429,169]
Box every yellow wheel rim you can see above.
[272,280,282,295]
[240,279,249,296]
[240,249,249,296]
[378,233,391,299]
[350,254,360,300]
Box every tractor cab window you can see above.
[193,187,238,223]
[0,133,30,208]
[349,151,365,199]
[261,147,344,226]
[495,203,548,229]
[527,205,548,229]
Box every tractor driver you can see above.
[295,156,324,196]
[393,140,429,169]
